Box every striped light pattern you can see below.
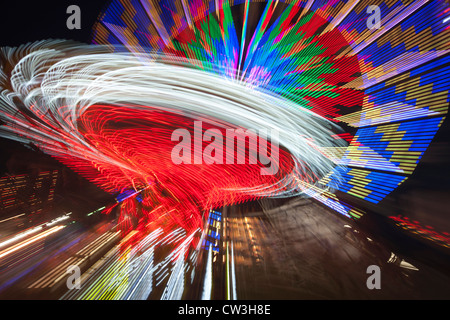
[93,0,450,218]
[0,41,344,237]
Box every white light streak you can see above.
[0,41,345,199]
[201,244,213,300]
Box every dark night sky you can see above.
[0,0,109,47]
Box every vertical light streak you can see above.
[230,240,237,300]
[201,244,213,300]
[161,246,186,300]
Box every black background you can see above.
[0,0,109,47]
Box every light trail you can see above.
[0,226,65,259]
[0,40,344,238]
